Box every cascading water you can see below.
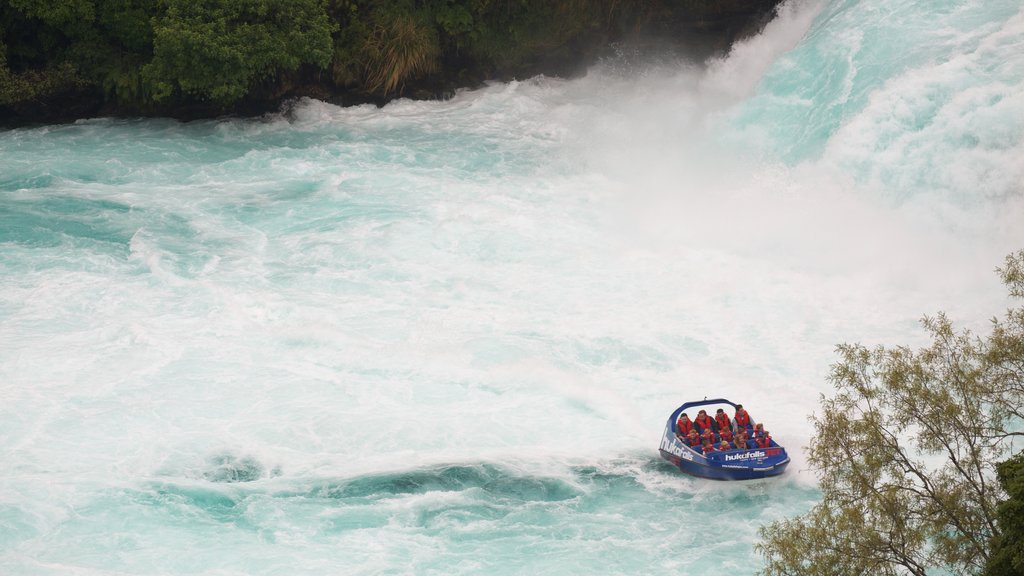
[2,0,1022,573]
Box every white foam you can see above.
[2,0,1023,572]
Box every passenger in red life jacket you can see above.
[719,426,734,443]
[734,404,752,430]
[676,412,693,437]
[701,439,716,454]
[715,408,732,434]
[719,440,731,451]
[735,429,752,449]
[701,427,715,445]
[693,409,713,433]
[687,429,701,448]
[752,423,770,448]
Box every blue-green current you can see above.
[2,0,1023,573]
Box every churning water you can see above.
[2,0,1023,573]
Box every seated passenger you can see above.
[676,412,693,437]
[719,426,734,443]
[693,409,714,433]
[734,404,752,429]
[752,423,770,447]
[719,440,732,451]
[715,408,732,433]
[686,429,701,448]
[701,439,716,454]
[701,427,716,445]
[734,429,751,449]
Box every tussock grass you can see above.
[362,13,439,96]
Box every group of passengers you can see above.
[674,404,772,455]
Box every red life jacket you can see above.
[677,418,692,435]
[715,413,731,431]
[756,434,771,448]
[735,409,751,428]
[702,444,716,454]
[694,414,712,432]
[719,428,733,442]
[688,433,701,447]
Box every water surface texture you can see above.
[2,0,1023,573]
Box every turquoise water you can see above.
[2,0,1023,573]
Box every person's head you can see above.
[716,408,724,414]
[736,404,744,412]
[698,409,706,416]
[720,441,730,449]
[688,429,698,438]
[755,423,763,430]
[680,412,689,420]
[702,439,712,446]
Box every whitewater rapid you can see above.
[2,0,1023,573]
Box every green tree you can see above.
[756,251,1024,576]
[1,0,159,108]
[985,452,1024,575]
[144,0,334,103]
[0,49,85,107]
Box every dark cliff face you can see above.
[0,0,782,127]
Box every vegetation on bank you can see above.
[0,0,780,125]
[756,251,1024,576]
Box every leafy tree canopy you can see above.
[144,0,334,103]
[985,452,1024,576]
[6,0,95,28]
[756,251,1024,576]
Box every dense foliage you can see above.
[0,0,780,123]
[756,252,1024,576]
[986,452,1024,575]
[144,0,334,103]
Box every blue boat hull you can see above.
[659,448,790,480]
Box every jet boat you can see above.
[658,398,789,480]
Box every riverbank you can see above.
[0,0,781,127]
